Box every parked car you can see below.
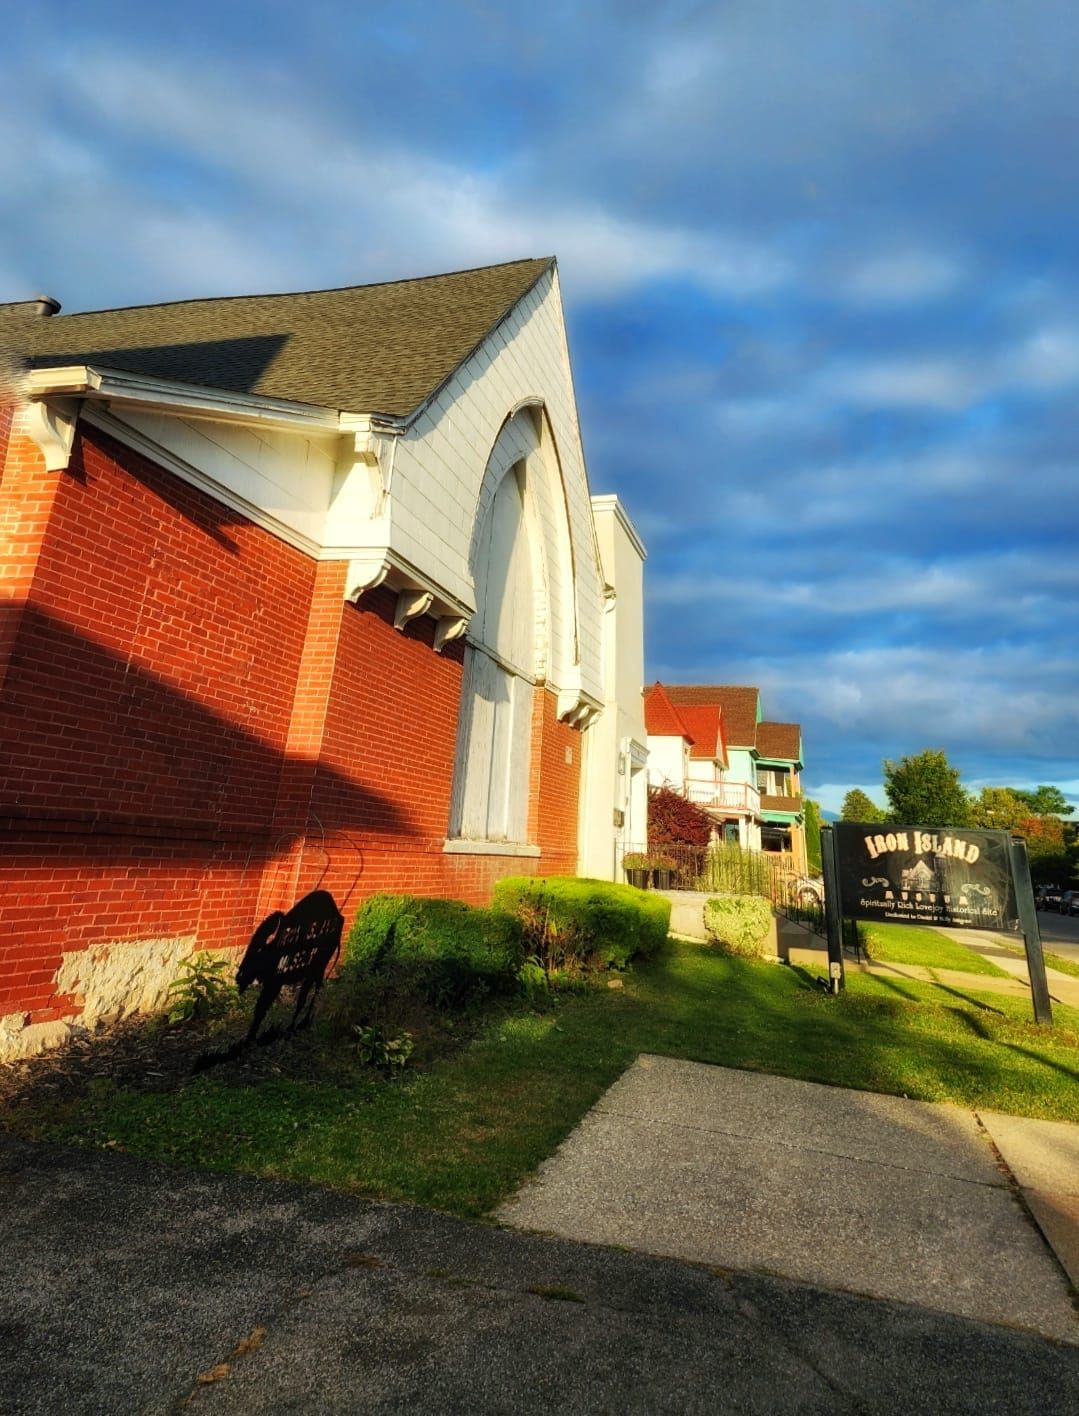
[1037,885,1063,912]
[791,876,824,908]
[1060,889,1079,916]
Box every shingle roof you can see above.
[3,257,554,418]
[679,705,726,763]
[643,682,694,742]
[665,685,761,748]
[756,721,803,764]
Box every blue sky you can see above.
[5,2,1079,813]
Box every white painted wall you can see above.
[451,466,538,845]
[107,407,341,554]
[646,735,687,793]
[580,496,648,878]
[388,267,603,703]
[686,759,720,791]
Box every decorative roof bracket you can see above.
[394,589,434,631]
[557,683,603,730]
[345,550,474,652]
[23,397,78,472]
[433,616,469,653]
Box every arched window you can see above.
[450,463,537,843]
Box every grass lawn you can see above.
[860,922,1009,976]
[8,940,1079,1219]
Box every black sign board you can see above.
[833,823,1018,931]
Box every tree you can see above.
[970,786,1026,831]
[804,798,822,874]
[840,788,886,823]
[1013,785,1074,818]
[647,786,714,847]
[1020,814,1069,884]
[883,749,971,827]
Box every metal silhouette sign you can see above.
[196,888,343,1070]
[237,888,344,1043]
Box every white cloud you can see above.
[1004,328,1079,390]
[43,47,792,304]
[739,644,1078,758]
[825,356,981,411]
[651,550,1079,619]
[839,248,964,305]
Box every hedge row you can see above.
[492,876,669,971]
[340,876,671,1005]
[342,894,522,1005]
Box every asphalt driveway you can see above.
[2,1133,1078,1413]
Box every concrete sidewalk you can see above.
[2,1136,1078,1414]
[779,919,1079,1008]
[498,1056,1079,1345]
[939,927,1079,1007]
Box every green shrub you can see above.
[340,894,524,1007]
[493,876,670,973]
[703,895,774,958]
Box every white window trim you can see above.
[442,839,541,857]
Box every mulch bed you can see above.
[0,1008,344,1120]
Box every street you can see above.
[1034,907,1079,964]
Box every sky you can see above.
[5,1,1079,815]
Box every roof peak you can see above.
[43,256,556,323]
[643,681,695,744]
[17,257,558,419]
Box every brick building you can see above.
[0,259,644,1058]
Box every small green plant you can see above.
[166,953,234,1024]
[703,895,773,958]
[517,955,550,1001]
[353,1023,414,1074]
[622,853,650,870]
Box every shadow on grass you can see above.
[11,943,1079,1215]
[928,980,1007,1017]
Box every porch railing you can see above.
[683,781,761,814]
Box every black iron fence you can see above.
[618,841,825,936]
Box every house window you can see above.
[449,465,537,845]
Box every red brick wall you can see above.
[0,398,13,486]
[0,423,320,1016]
[0,421,585,1026]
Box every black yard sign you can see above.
[833,823,1018,931]
[820,823,1052,1024]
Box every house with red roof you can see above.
[644,682,807,869]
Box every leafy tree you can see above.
[840,788,886,823]
[883,749,972,827]
[970,786,1027,831]
[1013,785,1074,818]
[1020,815,1069,884]
[647,786,714,847]
[804,798,822,875]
